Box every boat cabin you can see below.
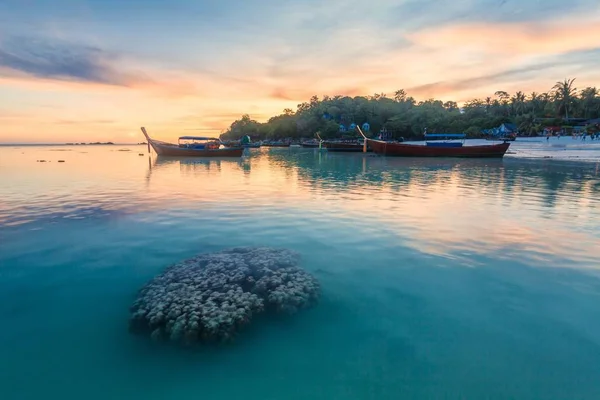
[178,136,221,150]
[425,133,465,148]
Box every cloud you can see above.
[0,36,132,85]
[383,0,600,30]
[55,119,115,125]
[401,11,600,100]
[1,0,600,143]
[270,88,295,101]
[407,15,600,59]
[407,52,597,98]
[0,35,211,98]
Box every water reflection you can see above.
[1,146,599,269]
[147,156,248,178]
[266,152,600,266]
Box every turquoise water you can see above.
[1,144,600,399]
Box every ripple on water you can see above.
[1,146,600,399]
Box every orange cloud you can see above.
[396,13,600,99]
[408,16,600,58]
[0,66,205,99]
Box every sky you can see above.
[0,0,599,143]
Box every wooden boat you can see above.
[323,139,371,152]
[140,127,244,157]
[301,140,321,148]
[367,133,511,158]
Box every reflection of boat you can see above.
[367,134,511,158]
[141,127,244,157]
[323,138,371,152]
[151,155,245,169]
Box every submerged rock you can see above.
[129,247,320,345]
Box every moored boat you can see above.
[222,135,261,148]
[367,133,510,158]
[222,141,261,148]
[140,127,244,157]
[323,138,371,152]
[301,139,321,148]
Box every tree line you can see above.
[220,78,600,141]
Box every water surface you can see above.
[1,144,600,399]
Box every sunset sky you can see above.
[1,0,599,143]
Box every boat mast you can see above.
[356,126,367,153]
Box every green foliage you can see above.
[220,79,600,140]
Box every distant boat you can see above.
[367,133,511,158]
[323,138,371,152]
[222,135,261,148]
[222,141,261,148]
[140,127,244,157]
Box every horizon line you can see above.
[0,143,147,146]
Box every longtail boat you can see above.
[323,138,371,152]
[367,133,510,158]
[140,127,244,157]
[301,139,321,148]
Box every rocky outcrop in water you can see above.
[128,247,320,345]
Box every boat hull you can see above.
[151,143,244,157]
[140,127,244,157]
[367,139,510,158]
[323,141,371,152]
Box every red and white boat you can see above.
[367,133,510,158]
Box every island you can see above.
[219,78,599,142]
[63,142,115,145]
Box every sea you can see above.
[1,137,600,400]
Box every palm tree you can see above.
[537,92,552,117]
[552,78,577,120]
[510,91,526,115]
[580,87,598,119]
[495,91,510,116]
[484,97,492,113]
[529,92,539,116]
